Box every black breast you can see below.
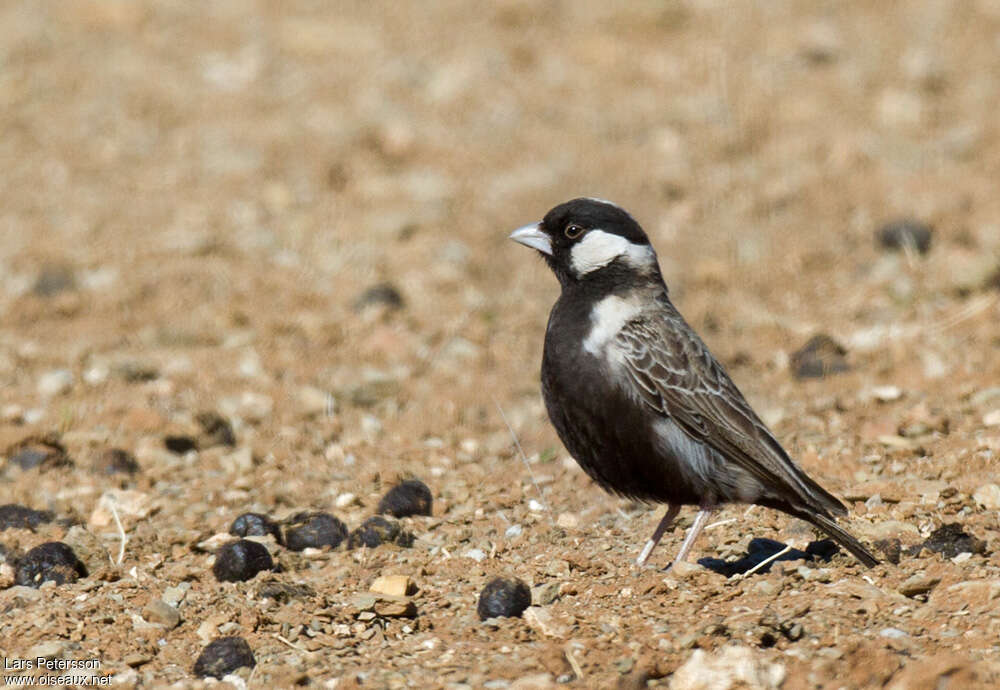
[540,293,704,505]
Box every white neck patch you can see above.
[583,294,642,356]
[569,229,655,276]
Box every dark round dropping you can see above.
[477,576,532,620]
[0,504,55,530]
[212,539,274,582]
[15,542,87,588]
[164,435,198,454]
[282,511,348,551]
[915,523,987,559]
[353,282,405,311]
[877,219,933,254]
[377,479,433,518]
[196,411,236,448]
[348,516,415,549]
[193,637,256,679]
[230,513,282,542]
[94,448,140,475]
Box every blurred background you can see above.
[2,0,997,437]
[2,1,1000,684]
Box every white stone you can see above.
[871,385,903,402]
[523,606,568,638]
[556,512,578,529]
[299,385,334,417]
[238,350,263,378]
[973,483,1000,510]
[83,365,110,385]
[38,369,73,397]
[89,490,153,529]
[220,447,254,473]
[670,645,785,690]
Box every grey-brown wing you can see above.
[614,308,845,516]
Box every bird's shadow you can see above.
[696,537,841,577]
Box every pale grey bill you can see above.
[509,223,552,256]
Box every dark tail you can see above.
[807,512,879,568]
[759,498,880,568]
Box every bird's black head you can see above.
[510,198,659,288]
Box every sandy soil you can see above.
[2,1,1000,688]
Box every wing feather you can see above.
[613,300,846,516]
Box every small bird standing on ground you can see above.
[510,198,878,569]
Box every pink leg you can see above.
[669,504,715,568]
[636,504,680,566]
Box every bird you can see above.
[509,197,878,569]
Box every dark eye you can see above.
[564,224,585,239]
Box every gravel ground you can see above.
[2,1,1000,688]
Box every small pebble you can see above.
[556,512,578,528]
[505,524,523,539]
[972,484,1000,510]
[282,511,348,551]
[531,582,561,606]
[0,504,55,530]
[780,622,804,641]
[143,599,182,629]
[6,434,71,471]
[15,542,87,588]
[874,539,902,565]
[196,411,236,447]
[162,584,190,607]
[193,637,256,679]
[299,386,335,417]
[377,479,433,517]
[790,334,849,379]
[88,489,152,528]
[374,597,417,618]
[112,360,159,382]
[26,640,70,660]
[33,264,77,296]
[871,385,903,402]
[348,516,414,549]
[899,574,941,598]
[334,492,358,508]
[370,574,412,597]
[212,539,274,582]
[523,606,569,638]
[257,581,314,602]
[37,369,74,397]
[477,577,532,620]
[93,448,140,475]
[229,513,282,542]
[877,219,933,254]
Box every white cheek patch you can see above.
[569,230,656,276]
[583,294,642,356]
